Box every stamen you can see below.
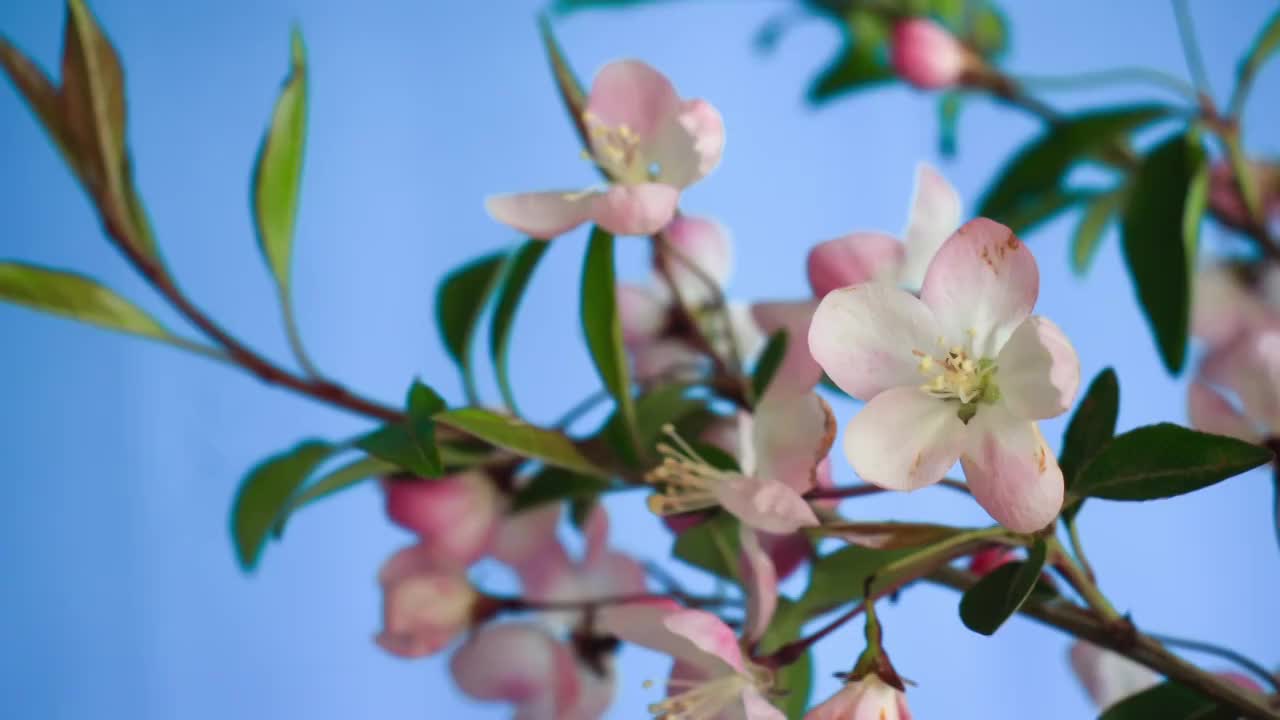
[644,425,735,517]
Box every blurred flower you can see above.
[374,544,478,658]
[891,19,974,90]
[382,472,502,567]
[1191,262,1280,351]
[805,674,913,720]
[1070,641,1161,710]
[1207,159,1280,232]
[753,163,963,394]
[967,544,1018,576]
[486,60,724,238]
[525,505,649,625]
[1189,329,1280,443]
[809,218,1081,532]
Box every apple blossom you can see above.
[805,675,913,720]
[1069,641,1161,710]
[809,218,1081,532]
[382,472,502,567]
[374,543,479,658]
[645,387,832,534]
[753,164,963,394]
[1188,330,1280,443]
[890,19,974,90]
[526,505,649,622]
[599,526,784,720]
[486,60,724,238]
[1191,262,1280,350]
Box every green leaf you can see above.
[673,513,741,582]
[978,105,1172,230]
[958,540,1047,635]
[938,92,964,157]
[437,407,610,478]
[490,240,549,411]
[1121,131,1207,374]
[581,227,638,452]
[999,187,1093,235]
[1071,188,1125,275]
[436,252,507,400]
[355,381,447,478]
[273,454,395,535]
[1099,681,1230,720]
[774,648,813,720]
[230,440,333,570]
[538,17,590,146]
[751,329,788,403]
[597,383,705,467]
[800,545,917,614]
[1060,368,1120,522]
[0,261,170,340]
[511,467,612,512]
[0,38,78,171]
[1073,423,1272,501]
[808,10,892,104]
[252,29,307,296]
[1238,9,1280,79]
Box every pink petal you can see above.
[591,182,681,237]
[663,609,747,673]
[995,316,1081,420]
[598,601,730,677]
[738,526,779,646]
[752,390,834,493]
[375,544,475,658]
[759,530,813,581]
[659,215,734,305]
[492,505,571,592]
[382,472,501,567]
[617,282,669,347]
[968,545,1019,576]
[752,299,823,395]
[586,59,682,146]
[565,659,617,720]
[805,677,906,720]
[899,163,963,289]
[920,218,1039,358]
[1188,381,1258,443]
[582,504,611,566]
[714,474,820,534]
[450,624,577,714]
[890,19,969,90]
[742,686,788,720]
[1201,331,1280,433]
[844,386,967,491]
[486,190,596,239]
[633,338,705,382]
[1069,641,1161,710]
[647,98,726,189]
[808,283,943,400]
[806,232,905,297]
[961,409,1064,533]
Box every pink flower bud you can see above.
[968,544,1018,576]
[891,19,971,90]
[375,544,478,658]
[383,472,502,567]
[805,675,913,720]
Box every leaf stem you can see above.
[280,291,323,379]
[1012,66,1198,102]
[1171,0,1214,101]
[1048,536,1121,622]
[1065,517,1096,581]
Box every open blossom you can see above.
[375,544,478,658]
[599,527,784,720]
[1191,262,1280,351]
[753,164,963,394]
[805,675,912,720]
[809,218,1081,532]
[1070,641,1160,710]
[486,60,724,238]
[1188,329,1280,443]
[618,215,765,381]
[890,19,973,90]
[645,387,832,534]
[382,471,502,567]
[523,505,648,619]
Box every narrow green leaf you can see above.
[598,383,704,467]
[815,521,971,550]
[673,513,741,581]
[1121,131,1207,374]
[1073,423,1272,501]
[1060,368,1120,491]
[958,540,1047,636]
[800,545,917,615]
[511,467,612,512]
[490,240,549,411]
[252,29,307,295]
[355,381,446,478]
[581,227,638,452]
[998,187,1093,235]
[1071,188,1125,275]
[538,17,589,144]
[1238,9,1280,79]
[1099,681,1230,720]
[231,440,333,569]
[938,92,964,157]
[808,12,893,104]
[437,407,610,478]
[274,454,395,536]
[436,252,507,400]
[751,329,789,402]
[978,105,1171,229]
[0,261,168,339]
[0,38,78,171]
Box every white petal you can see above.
[752,390,834,493]
[899,162,963,289]
[961,407,1063,533]
[485,190,597,239]
[714,475,820,534]
[996,316,1081,420]
[844,386,967,491]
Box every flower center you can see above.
[913,334,999,420]
[582,111,654,183]
[644,664,770,720]
[645,425,737,516]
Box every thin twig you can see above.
[1146,631,1280,692]
[806,478,971,500]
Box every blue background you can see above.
[1,1,1276,717]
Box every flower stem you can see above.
[1065,517,1096,581]
[1048,536,1121,623]
[805,478,971,500]
[1145,631,1280,692]
[1012,66,1198,102]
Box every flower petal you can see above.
[597,600,732,677]
[738,525,779,646]
[617,282,669,347]
[650,98,725,188]
[1187,381,1259,442]
[376,544,475,658]
[1069,641,1161,710]
[714,474,820,534]
[961,408,1063,533]
[633,338,705,383]
[1201,330,1280,433]
[450,624,577,715]
[808,283,942,400]
[751,299,823,394]
[920,218,1038,358]
[491,505,572,595]
[806,232,905,297]
[844,386,967,491]
[382,472,501,567]
[663,609,747,674]
[899,163,963,289]
[486,190,596,239]
[742,686,788,720]
[759,530,813,581]
[659,215,733,305]
[753,390,836,493]
[586,59,681,146]
[591,182,680,237]
[995,316,1081,420]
